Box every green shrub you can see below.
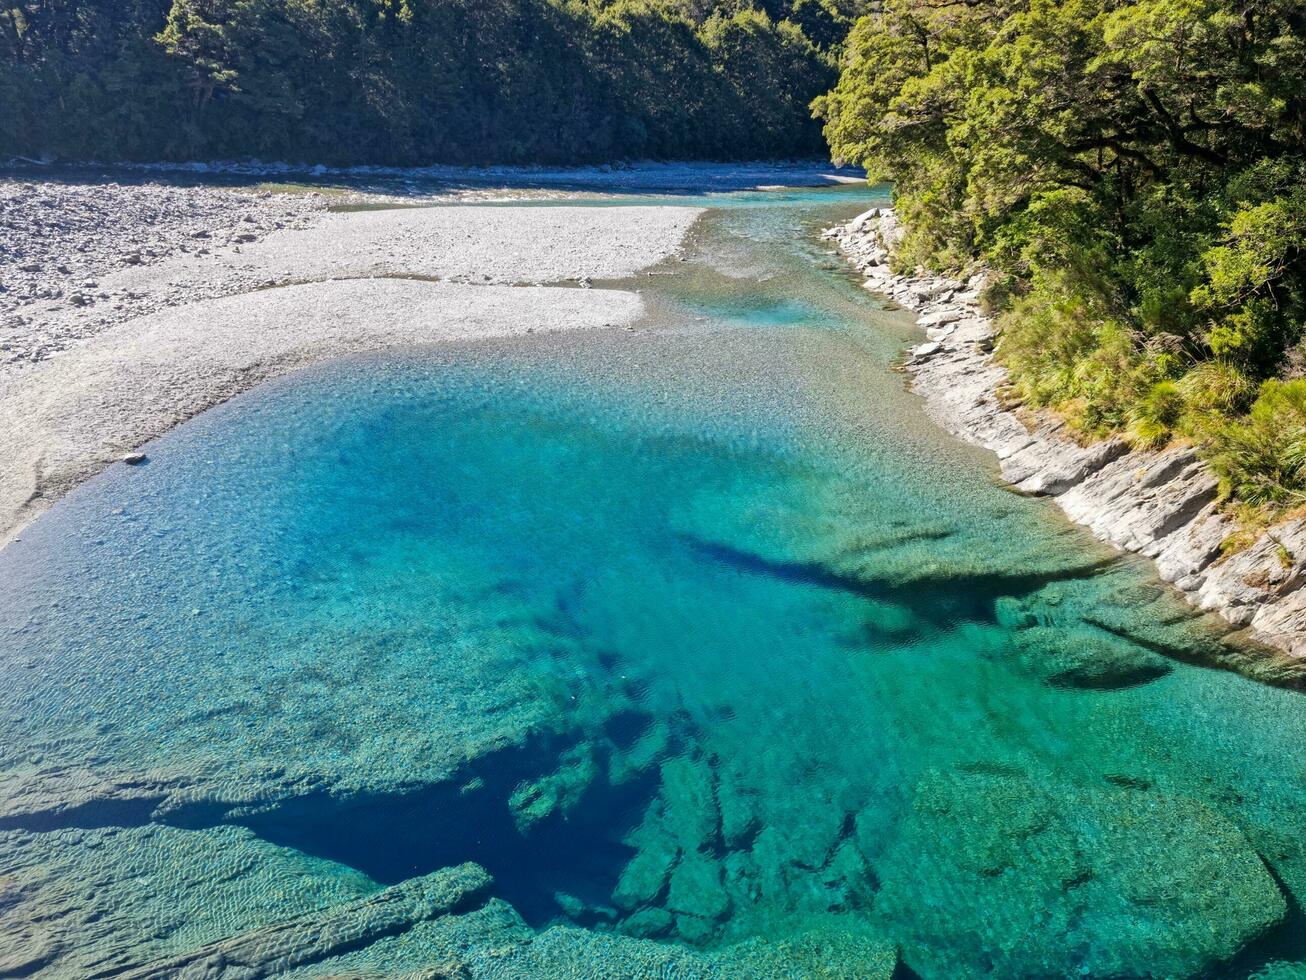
[1176,362,1257,418]
[1127,380,1184,448]
[1203,380,1306,506]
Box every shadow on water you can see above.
[227,728,665,927]
[680,532,1306,691]
[0,716,670,929]
[679,533,1117,625]
[1226,863,1306,977]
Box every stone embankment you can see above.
[826,207,1306,659]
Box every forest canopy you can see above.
[818,0,1306,511]
[1,0,866,164]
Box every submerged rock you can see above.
[608,719,671,785]
[507,741,598,832]
[713,915,897,977]
[1009,624,1173,690]
[717,777,760,848]
[658,756,720,853]
[675,911,720,945]
[820,839,875,911]
[508,916,897,977]
[875,770,1286,979]
[612,833,678,911]
[667,851,731,921]
[618,905,673,939]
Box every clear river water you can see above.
[2,185,1306,978]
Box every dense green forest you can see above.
[818,0,1306,514]
[1,0,864,163]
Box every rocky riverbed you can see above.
[0,178,327,364]
[7,175,1306,979]
[826,207,1306,661]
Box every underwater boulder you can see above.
[1252,961,1306,979]
[1081,789,1286,977]
[720,849,762,911]
[820,840,876,911]
[506,742,599,833]
[612,837,678,912]
[743,800,855,917]
[875,770,1286,979]
[659,756,721,853]
[505,913,898,976]
[852,800,898,864]
[1000,574,1240,673]
[717,777,761,848]
[675,911,720,945]
[618,906,673,939]
[1010,624,1173,690]
[667,851,731,921]
[711,915,898,978]
[607,720,672,786]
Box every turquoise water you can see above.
[3,186,1306,978]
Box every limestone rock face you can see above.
[1197,519,1306,631]
[823,208,1306,662]
[874,771,1287,979]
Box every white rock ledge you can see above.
[825,207,1306,660]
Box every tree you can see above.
[818,0,1306,505]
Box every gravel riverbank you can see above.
[826,207,1306,661]
[1,179,326,363]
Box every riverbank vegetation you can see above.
[818,0,1306,510]
[1,0,864,165]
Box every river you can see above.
[1,184,1303,978]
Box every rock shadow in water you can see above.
[233,728,664,927]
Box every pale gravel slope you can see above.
[0,278,644,547]
[227,204,703,284]
[4,204,702,370]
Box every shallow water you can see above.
[3,186,1306,978]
